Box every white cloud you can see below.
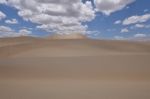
[121,28,129,33]
[0,0,138,37]
[114,36,125,40]
[1,0,95,35]
[134,33,146,38]
[0,0,7,4]
[0,25,12,32]
[86,30,100,35]
[0,25,31,38]
[5,19,18,24]
[114,20,121,24]
[19,29,32,36]
[123,14,150,25]
[95,0,135,15]
[144,9,149,13]
[135,24,145,28]
[130,24,150,29]
[0,11,6,20]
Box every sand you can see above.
[0,37,150,99]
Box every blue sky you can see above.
[0,0,150,40]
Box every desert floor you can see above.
[0,37,150,99]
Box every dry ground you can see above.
[0,37,150,99]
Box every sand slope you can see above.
[0,37,150,99]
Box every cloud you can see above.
[1,0,136,35]
[5,19,18,24]
[107,28,116,32]
[132,33,150,41]
[95,0,135,15]
[0,25,31,38]
[130,24,150,30]
[134,33,146,38]
[114,20,121,24]
[18,29,32,35]
[123,14,150,25]
[0,0,7,4]
[144,9,149,13]
[0,11,6,20]
[121,28,129,33]
[134,24,145,28]
[1,0,95,34]
[114,36,125,40]
[0,25,12,32]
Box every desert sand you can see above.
[0,36,150,99]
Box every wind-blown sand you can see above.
[0,37,150,99]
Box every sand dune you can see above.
[0,37,150,58]
[0,37,150,99]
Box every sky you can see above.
[0,0,150,40]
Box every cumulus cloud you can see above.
[95,0,135,15]
[0,25,31,38]
[121,28,129,33]
[0,11,6,20]
[0,0,135,35]
[0,0,138,37]
[123,14,150,25]
[0,0,95,34]
[5,19,18,24]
